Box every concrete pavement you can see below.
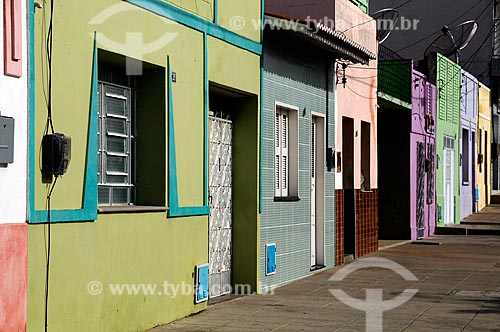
[149,235,500,332]
[437,204,500,235]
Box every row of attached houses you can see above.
[378,49,493,242]
[0,0,381,331]
[1,0,496,331]
[420,54,492,224]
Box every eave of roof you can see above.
[264,14,376,64]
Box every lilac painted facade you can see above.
[460,71,479,220]
[379,65,437,241]
[409,70,437,240]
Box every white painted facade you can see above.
[0,0,28,224]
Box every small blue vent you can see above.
[195,264,209,303]
[266,244,277,276]
[437,205,442,222]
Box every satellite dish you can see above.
[424,20,478,63]
[371,8,400,44]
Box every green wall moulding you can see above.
[125,0,262,54]
[167,55,210,217]
[28,30,99,224]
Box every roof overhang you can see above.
[264,14,376,65]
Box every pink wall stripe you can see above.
[3,0,22,77]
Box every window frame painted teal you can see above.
[166,55,210,217]
[28,30,99,224]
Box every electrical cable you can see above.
[45,0,55,135]
[44,175,58,332]
[343,0,416,34]
[395,0,490,52]
[464,27,495,70]
[394,0,415,9]
[345,84,378,100]
[44,1,58,332]
[435,25,495,93]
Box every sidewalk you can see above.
[463,204,500,225]
[150,235,500,332]
[437,204,500,235]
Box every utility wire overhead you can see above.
[395,0,490,52]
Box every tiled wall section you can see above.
[260,46,336,292]
[355,189,379,257]
[335,190,344,266]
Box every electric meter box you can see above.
[0,116,15,164]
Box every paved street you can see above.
[151,235,500,332]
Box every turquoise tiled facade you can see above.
[260,40,336,291]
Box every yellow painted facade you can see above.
[477,84,492,211]
[28,0,262,331]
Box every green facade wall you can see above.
[260,37,336,291]
[349,0,369,13]
[429,54,461,225]
[28,215,208,332]
[28,0,262,331]
[378,60,412,104]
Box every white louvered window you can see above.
[275,108,289,197]
[98,82,135,206]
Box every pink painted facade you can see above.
[334,0,379,262]
[0,225,27,332]
[335,0,378,190]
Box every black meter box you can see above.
[42,133,71,177]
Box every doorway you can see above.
[472,131,476,213]
[342,117,355,258]
[208,110,233,298]
[485,130,489,205]
[311,115,325,269]
[443,136,455,225]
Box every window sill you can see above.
[98,206,167,214]
[462,182,470,186]
[274,196,301,202]
[360,189,373,193]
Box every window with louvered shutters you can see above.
[275,108,289,197]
